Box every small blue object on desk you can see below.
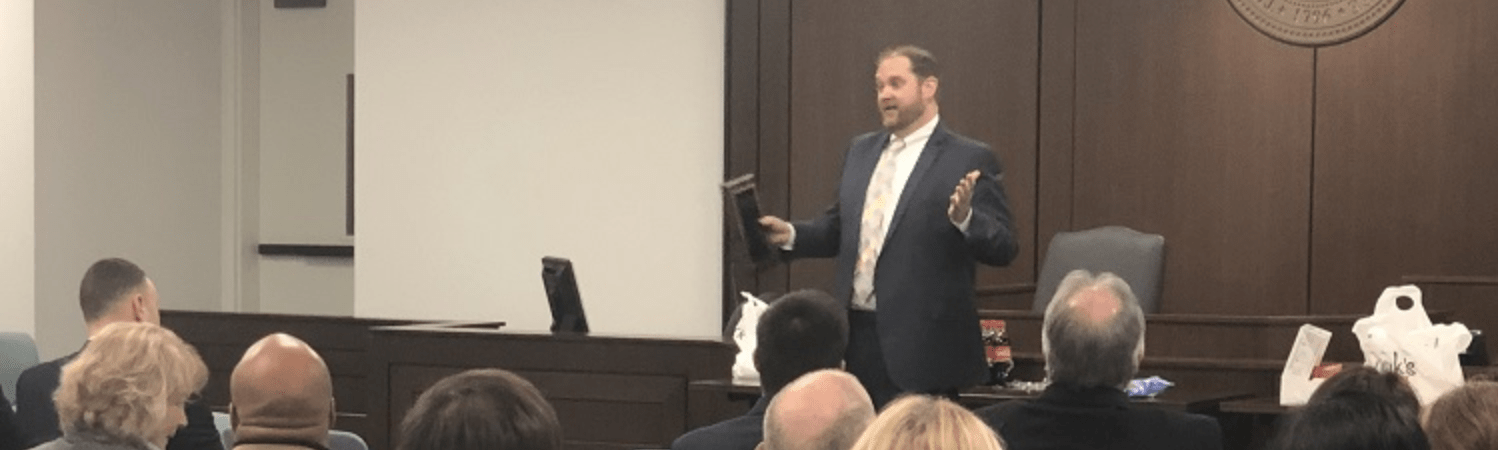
[1127,376,1174,397]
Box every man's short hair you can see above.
[395,368,561,450]
[876,45,939,80]
[1041,270,1145,389]
[755,290,849,396]
[79,258,147,323]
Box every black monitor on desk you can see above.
[542,256,589,334]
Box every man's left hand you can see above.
[948,170,981,224]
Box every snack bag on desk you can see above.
[1352,285,1471,405]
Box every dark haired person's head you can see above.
[755,290,849,397]
[1272,390,1429,450]
[1041,270,1145,389]
[78,258,161,333]
[1425,381,1498,450]
[396,369,561,450]
[873,45,941,136]
[1309,366,1421,421]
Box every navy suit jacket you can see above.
[669,395,768,450]
[976,384,1223,450]
[790,122,1018,391]
[15,351,223,450]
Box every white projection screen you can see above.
[355,1,724,337]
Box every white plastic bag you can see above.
[1352,285,1472,405]
[731,292,769,384]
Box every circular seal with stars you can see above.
[1228,0,1405,47]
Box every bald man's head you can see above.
[1041,270,1146,389]
[761,370,875,450]
[230,333,335,447]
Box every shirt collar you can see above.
[1038,382,1131,409]
[889,114,940,149]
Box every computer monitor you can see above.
[542,256,589,333]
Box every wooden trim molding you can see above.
[256,244,353,258]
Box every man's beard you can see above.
[883,101,926,133]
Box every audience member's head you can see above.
[54,322,208,449]
[230,333,335,448]
[395,368,561,450]
[760,370,874,450]
[755,290,849,397]
[1309,366,1421,421]
[78,258,160,336]
[1272,388,1429,450]
[1424,381,1498,450]
[1040,270,1145,389]
[848,395,1003,450]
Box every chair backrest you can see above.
[0,331,40,402]
[212,411,235,449]
[328,430,368,450]
[1032,226,1166,313]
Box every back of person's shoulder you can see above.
[670,414,762,450]
[18,357,64,387]
[973,398,1033,429]
[1124,407,1222,448]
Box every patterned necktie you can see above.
[851,138,906,310]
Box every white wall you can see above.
[256,0,355,315]
[356,1,725,336]
[0,0,35,336]
[35,1,225,358]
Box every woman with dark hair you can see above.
[1308,366,1422,420]
[395,369,561,450]
[1272,367,1429,450]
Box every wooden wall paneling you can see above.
[783,0,1041,298]
[1033,0,1077,309]
[756,0,794,299]
[1310,0,1498,315]
[725,0,761,321]
[366,327,732,450]
[1071,0,1314,315]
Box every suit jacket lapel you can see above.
[886,123,948,239]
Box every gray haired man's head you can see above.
[760,370,875,450]
[1041,269,1146,389]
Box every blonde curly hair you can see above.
[55,322,208,446]
[849,395,1005,450]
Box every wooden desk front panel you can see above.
[367,328,732,450]
[163,310,429,441]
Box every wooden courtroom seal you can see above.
[1228,0,1404,47]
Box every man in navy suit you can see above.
[760,45,1018,407]
[14,258,222,450]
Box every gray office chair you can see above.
[0,331,40,402]
[1032,226,1166,313]
[212,411,234,449]
[329,430,369,450]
